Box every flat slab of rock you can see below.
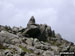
[0,31,19,44]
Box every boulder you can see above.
[3,49,14,56]
[0,25,6,32]
[0,31,19,44]
[34,49,43,55]
[25,38,33,46]
[42,50,54,56]
[12,26,19,34]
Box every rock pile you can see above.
[0,16,75,56]
[22,16,56,42]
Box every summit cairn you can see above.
[23,16,55,41]
[23,16,40,38]
[27,16,35,26]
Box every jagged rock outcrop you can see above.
[22,16,55,42]
[0,16,75,56]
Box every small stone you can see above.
[25,38,33,46]
[4,49,13,56]
[43,50,54,56]
[34,49,43,55]
[20,52,26,56]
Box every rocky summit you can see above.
[0,16,75,56]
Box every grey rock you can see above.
[3,49,14,56]
[25,38,33,46]
[0,31,19,44]
[0,52,2,56]
[40,41,51,46]
[39,24,47,41]
[12,26,19,34]
[0,25,11,32]
[24,53,30,56]
[35,41,51,50]
[0,25,5,31]
[27,16,35,27]
[34,49,43,55]
[34,38,39,43]
[13,54,20,56]
[45,26,52,37]
[20,52,26,56]
[55,34,63,40]
[69,45,75,51]
[42,50,54,56]
[17,32,23,37]
[0,50,4,56]
[8,45,23,54]
[28,53,36,56]
[3,43,10,48]
[50,46,58,51]
[11,38,21,44]
[41,45,51,50]
[18,26,24,31]
[27,45,35,52]
[51,30,55,37]
[20,43,27,48]
[34,42,42,49]
[61,43,74,51]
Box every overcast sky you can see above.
[0,0,75,43]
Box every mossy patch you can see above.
[19,45,33,53]
[0,44,8,49]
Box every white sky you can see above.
[0,0,75,43]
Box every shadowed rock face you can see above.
[23,28,41,38]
